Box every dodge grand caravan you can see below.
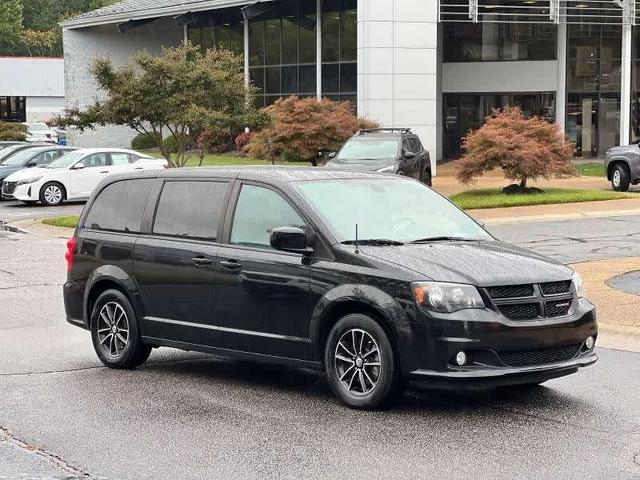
[64,168,598,409]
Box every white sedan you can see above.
[2,148,167,206]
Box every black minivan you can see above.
[64,168,598,409]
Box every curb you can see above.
[474,208,640,226]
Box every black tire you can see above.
[39,181,66,206]
[422,167,432,187]
[611,164,631,192]
[324,314,399,409]
[90,289,151,369]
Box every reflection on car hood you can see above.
[360,241,572,286]
[3,167,49,182]
[606,144,638,157]
[0,165,24,180]
[325,160,396,172]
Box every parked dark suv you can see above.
[325,128,433,186]
[64,168,597,409]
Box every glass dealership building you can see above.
[62,0,640,170]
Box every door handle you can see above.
[192,256,212,267]
[220,259,242,271]
[99,170,109,174]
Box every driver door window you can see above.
[81,153,108,168]
[231,185,305,250]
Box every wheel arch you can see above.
[40,180,67,200]
[607,158,630,180]
[309,285,414,372]
[83,267,142,327]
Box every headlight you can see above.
[377,165,396,173]
[16,176,43,186]
[572,271,585,298]
[412,282,485,313]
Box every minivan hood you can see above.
[606,144,638,157]
[326,160,396,172]
[360,241,573,286]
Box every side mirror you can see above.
[328,152,337,159]
[404,151,416,160]
[72,162,85,170]
[270,226,314,255]
[26,161,36,167]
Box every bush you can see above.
[457,107,576,191]
[234,131,253,152]
[131,132,158,150]
[164,133,194,154]
[197,127,233,154]
[0,122,27,141]
[246,97,378,162]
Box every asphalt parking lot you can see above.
[1,213,640,479]
[0,199,83,223]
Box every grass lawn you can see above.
[42,216,79,228]
[576,163,606,177]
[451,188,630,210]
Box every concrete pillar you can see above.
[244,20,250,88]
[316,0,322,100]
[556,21,567,130]
[357,0,438,173]
[621,23,632,146]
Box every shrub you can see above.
[164,133,194,154]
[457,107,576,192]
[0,122,27,141]
[234,131,253,152]
[246,97,378,162]
[131,132,158,150]
[197,127,233,154]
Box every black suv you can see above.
[325,128,433,186]
[64,168,597,409]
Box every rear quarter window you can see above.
[83,179,154,233]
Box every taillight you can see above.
[65,237,77,271]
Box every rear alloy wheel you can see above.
[611,164,631,192]
[90,289,151,369]
[39,182,65,206]
[325,314,399,409]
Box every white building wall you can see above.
[0,57,64,97]
[26,96,65,122]
[63,17,182,148]
[357,0,439,171]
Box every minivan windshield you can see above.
[334,138,398,163]
[296,178,492,244]
[48,151,85,169]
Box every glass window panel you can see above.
[322,11,340,62]
[299,13,317,63]
[322,63,340,94]
[153,181,229,239]
[188,24,203,47]
[250,67,265,94]
[299,65,316,94]
[249,20,265,66]
[202,22,215,49]
[265,18,282,65]
[340,7,357,61]
[340,62,356,93]
[214,23,229,49]
[265,67,281,94]
[265,95,281,106]
[282,14,298,64]
[282,66,298,94]
[229,22,244,54]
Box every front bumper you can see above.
[403,298,598,387]
[1,182,38,201]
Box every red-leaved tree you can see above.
[456,107,576,191]
[246,97,378,163]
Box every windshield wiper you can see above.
[341,239,404,246]
[409,236,477,244]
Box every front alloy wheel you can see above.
[40,182,64,206]
[325,314,400,409]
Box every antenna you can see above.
[355,223,359,254]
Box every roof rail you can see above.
[356,128,412,135]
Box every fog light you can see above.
[455,351,467,366]
[585,336,595,350]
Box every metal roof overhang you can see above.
[62,0,274,30]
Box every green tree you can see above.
[0,0,23,54]
[62,42,268,168]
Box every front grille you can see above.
[545,300,572,318]
[2,182,17,195]
[488,284,534,299]
[540,281,572,296]
[497,303,539,320]
[500,344,582,367]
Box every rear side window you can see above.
[110,153,131,165]
[409,137,422,153]
[153,181,228,239]
[84,179,154,233]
